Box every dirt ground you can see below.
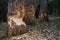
[0,16,60,40]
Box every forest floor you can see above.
[0,16,60,40]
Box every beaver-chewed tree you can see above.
[7,0,27,37]
[39,0,49,22]
[23,3,35,25]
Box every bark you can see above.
[39,0,49,22]
[7,0,27,37]
[23,3,35,25]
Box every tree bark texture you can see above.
[23,3,35,25]
[39,0,49,22]
[7,0,27,37]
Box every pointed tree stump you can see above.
[7,0,27,37]
[23,3,35,25]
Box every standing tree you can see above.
[0,0,8,22]
[39,0,49,22]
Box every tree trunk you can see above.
[23,2,35,25]
[7,0,27,37]
[0,0,8,22]
[39,0,49,22]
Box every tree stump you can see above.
[7,0,27,37]
[23,4,35,25]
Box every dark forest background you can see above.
[0,0,60,39]
[0,0,60,22]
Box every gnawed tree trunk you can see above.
[7,0,27,37]
[39,0,49,22]
[23,3,35,25]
